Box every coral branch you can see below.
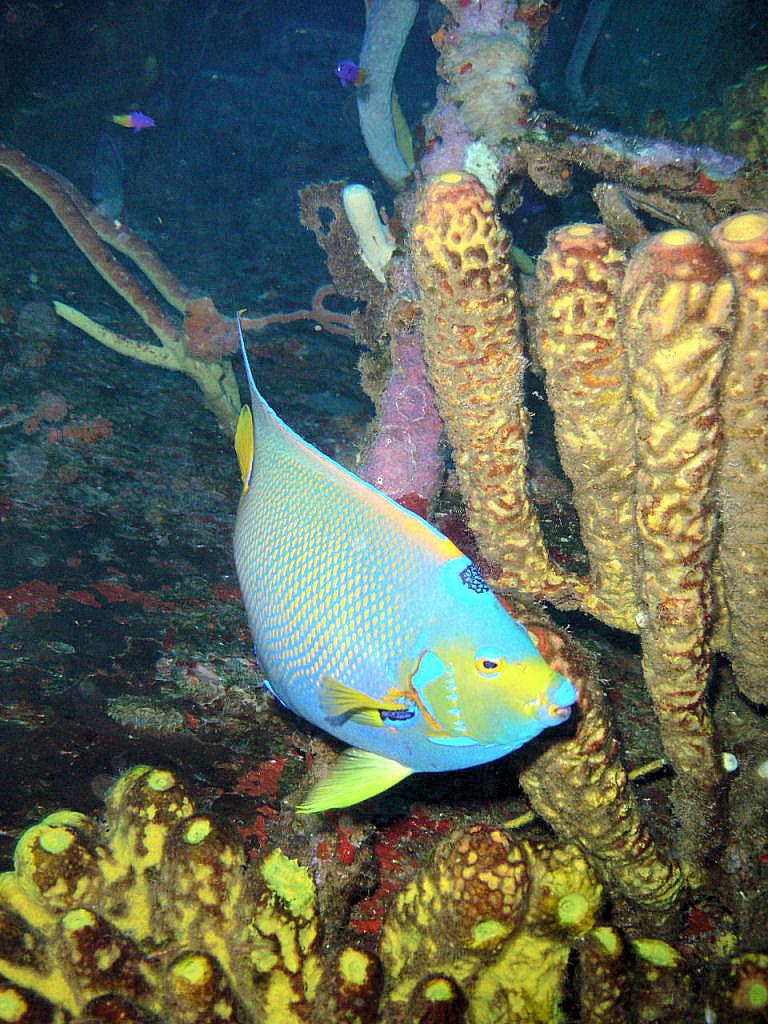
[53,301,182,369]
[0,144,355,435]
[241,284,355,340]
[0,143,183,345]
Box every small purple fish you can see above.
[112,111,156,133]
[335,60,365,89]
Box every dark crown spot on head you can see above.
[459,563,490,594]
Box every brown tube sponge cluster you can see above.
[410,171,574,604]
[710,211,768,706]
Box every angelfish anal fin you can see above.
[295,748,414,813]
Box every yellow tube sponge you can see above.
[55,907,155,1010]
[0,981,68,1024]
[12,812,107,916]
[379,824,602,1024]
[242,847,323,1018]
[577,926,630,1024]
[153,813,249,988]
[710,211,768,705]
[535,223,639,633]
[519,626,682,911]
[620,228,734,882]
[313,947,383,1024]
[410,171,573,604]
[0,768,335,1023]
[405,975,468,1023]
[101,766,195,941]
[520,622,684,913]
[163,951,247,1024]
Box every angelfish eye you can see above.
[474,648,503,677]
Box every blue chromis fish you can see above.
[335,59,365,88]
[111,110,156,132]
[232,314,577,813]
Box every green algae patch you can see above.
[172,952,211,985]
[39,826,75,855]
[62,908,96,933]
[471,919,509,948]
[591,925,621,956]
[557,892,590,929]
[147,768,176,792]
[744,980,768,1009]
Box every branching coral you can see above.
[0,145,353,435]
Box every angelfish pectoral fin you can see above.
[320,676,411,728]
[295,748,414,813]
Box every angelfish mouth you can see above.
[529,701,571,724]
[548,674,578,716]
[549,705,572,722]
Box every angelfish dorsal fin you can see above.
[295,748,414,813]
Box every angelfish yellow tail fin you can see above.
[295,748,414,813]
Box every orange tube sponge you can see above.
[620,229,734,881]
[535,223,638,632]
[710,211,768,705]
[519,626,682,912]
[380,824,602,1024]
[410,171,573,604]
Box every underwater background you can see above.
[1,1,768,1021]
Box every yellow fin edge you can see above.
[234,405,254,490]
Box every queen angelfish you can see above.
[232,314,577,812]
